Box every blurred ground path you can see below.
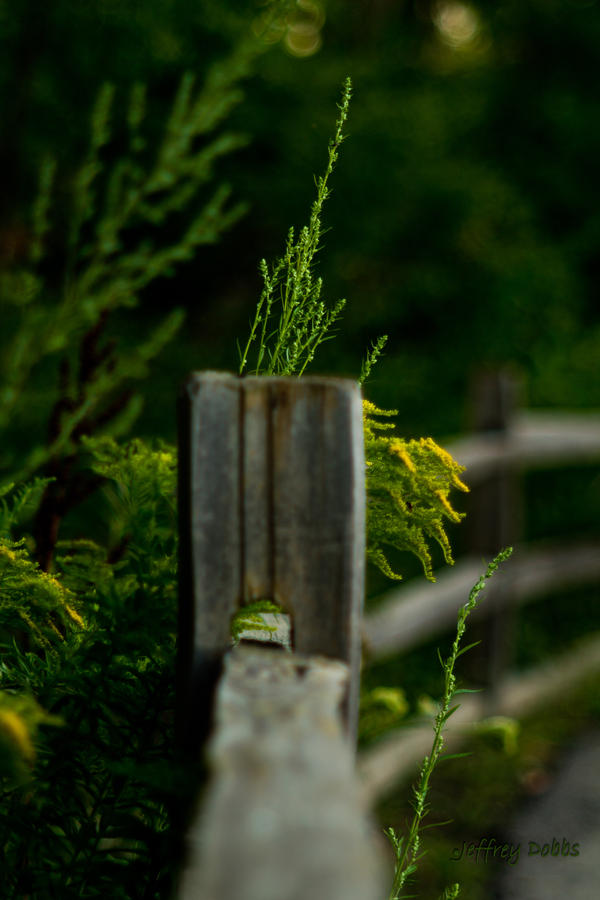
[495,729,600,899]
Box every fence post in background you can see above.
[467,369,521,702]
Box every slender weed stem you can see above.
[385,546,514,899]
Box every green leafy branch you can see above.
[1,69,247,454]
[1,3,297,486]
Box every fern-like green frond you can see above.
[0,538,86,647]
[0,478,54,538]
[364,400,469,581]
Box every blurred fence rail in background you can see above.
[363,542,600,660]
[447,411,600,483]
[360,370,600,803]
[359,632,600,805]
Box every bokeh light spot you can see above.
[284,0,325,58]
[433,2,480,48]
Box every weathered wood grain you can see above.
[266,376,365,735]
[242,378,273,600]
[177,372,242,750]
[178,373,365,743]
[177,644,388,900]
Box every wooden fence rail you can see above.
[448,410,600,484]
[364,541,600,659]
[178,644,386,900]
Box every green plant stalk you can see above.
[238,76,352,377]
[359,334,389,385]
[386,546,514,899]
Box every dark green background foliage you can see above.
[2,0,600,439]
[1,1,599,897]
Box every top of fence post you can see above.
[177,372,365,752]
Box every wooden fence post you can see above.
[174,372,387,900]
[467,369,521,700]
[177,372,365,749]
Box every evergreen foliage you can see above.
[0,439,179,898]
[0,61,250,482]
